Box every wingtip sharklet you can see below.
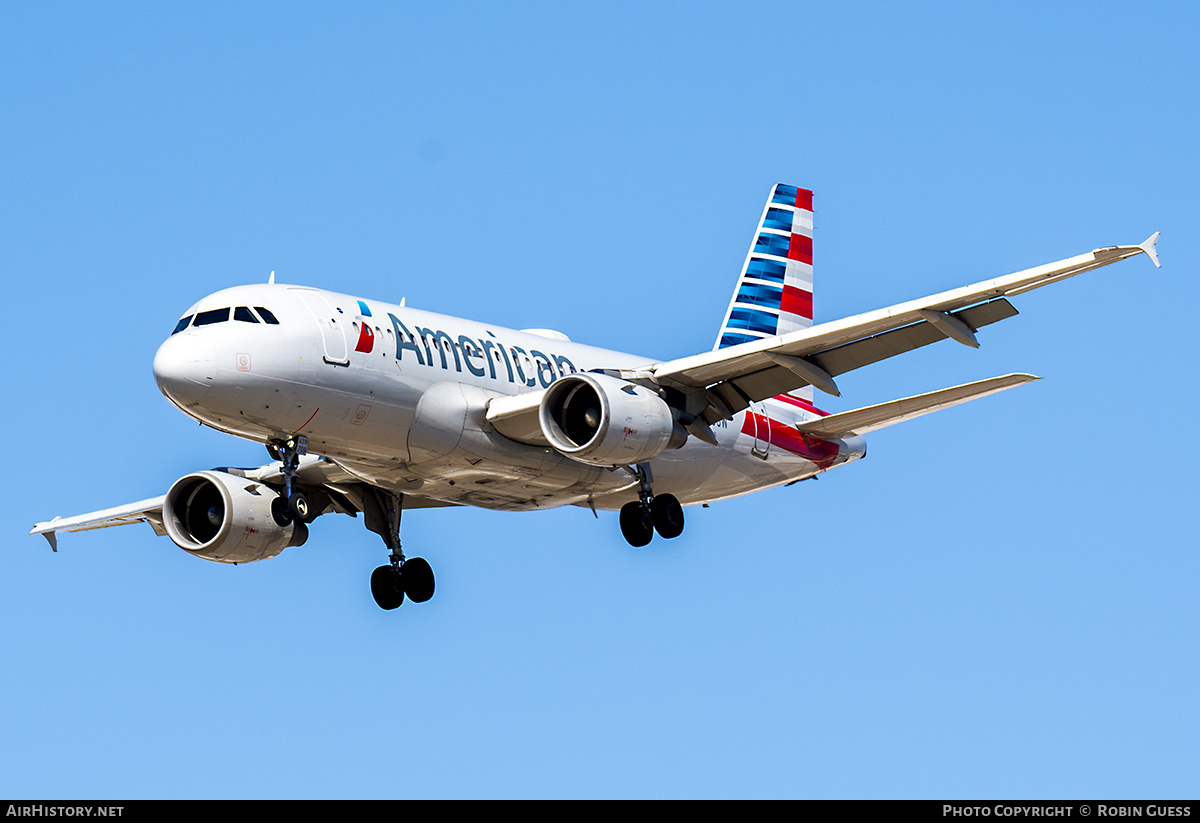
[1139,232,1161,268]
[30,516,61,551]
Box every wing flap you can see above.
[701,299,1020,414]
[814,298,1019,378]
[794,373,1039,438]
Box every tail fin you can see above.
[714,183,815,399]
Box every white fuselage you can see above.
[152,283,865,512]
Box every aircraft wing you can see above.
[30,456,455,550]
[652,235,1160,423]
[30,497,170,550]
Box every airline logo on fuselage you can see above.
[387,313,577,388]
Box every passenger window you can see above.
[172,315,193,335]
[254,307,280,325]
[193,308,230,326]
[234,307,259,323]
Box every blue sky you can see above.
[2,1,1196,798]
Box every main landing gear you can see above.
[267,439,435,612]
[619,463,684,548]
[362,488,435,611]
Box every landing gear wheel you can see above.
[620,501,654,547]
[651,493,684,539]
[288,491,312,523]
[401,557,435,603]
[371,565,404,610]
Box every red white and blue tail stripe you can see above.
[714,183,815,400]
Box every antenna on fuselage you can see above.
[269,270,276,285]
[400,297,406,307]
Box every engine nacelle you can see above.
[163,471,305,564]
[539,372,686,467]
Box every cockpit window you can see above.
[234,306,259,323]
[254,307,280,325]
[193,308,230,326]
[171,315,193,335]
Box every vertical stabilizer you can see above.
[714,183,814,400]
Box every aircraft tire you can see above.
[371,565,404,610]
[288,491,312,523]
[401,557,436,603]
[651,494,684,539]
[619,501,654,547]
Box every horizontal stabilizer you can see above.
[794,373,1039,438]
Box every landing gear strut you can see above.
[363,489,435,611]
[267,436,314,523]
[618,463,684,547]
[265,436,312,546]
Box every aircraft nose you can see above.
[153,334,215,407]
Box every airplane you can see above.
[30,184,1161,611]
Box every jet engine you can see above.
[539,372,686,467]
[163,471,307,564]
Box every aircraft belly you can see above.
[585,409,862,510]
[601,451,795,509]
[334,453,637,511]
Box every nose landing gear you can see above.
[618,463,684,547]
[267,436,316,523]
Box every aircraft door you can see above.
[293,289,350,366]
